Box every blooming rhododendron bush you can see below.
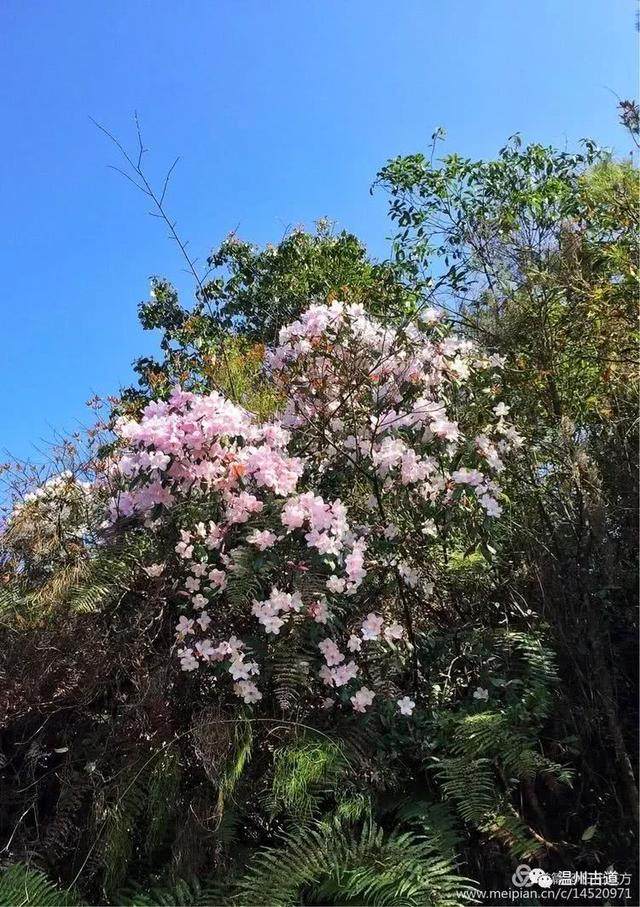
[103,300,522,715]
[3,133,636,904]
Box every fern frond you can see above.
[237,819,476,906]
[216,714,253,814]
[0,863,81,907]
[395,800,462,858]
[65,531,153,614]
[118,874,231,906]
[268,737,348,820]
[146,750,182,855]
[97,767,149,896]
[224,546,263,610]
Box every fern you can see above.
[118,874,231,906]
[43,768,91,862]
[224,546,263,610]
[65,531,153,614]
[270,631,313,712]
[145,750,182,855]
[216,714,254,814]
[237,819,477,906]
[268,737,348,820]
[97,767,150,896]
[395,800,462,859]
[432,628,570,862]
[0,863,81,907]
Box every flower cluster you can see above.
[103,302,522,716]
[7,471,95,549]
[268,301,521,528]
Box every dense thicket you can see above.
[0,132,637,907]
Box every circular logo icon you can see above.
[512,864,533,887]
[529,868,553,888]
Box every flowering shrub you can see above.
[2,470,97,572]
[104,301,522,714]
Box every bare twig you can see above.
[91,113,237,396]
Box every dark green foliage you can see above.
[0,864,81,907]
[268,738,349,820]
[237,819,475,906]
[118,875,231,906]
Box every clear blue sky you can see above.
[1,0,636,460]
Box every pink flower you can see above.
[307,599,329,624]
[326,575,346,594]
[178,647,198,672]
[451,467,484,486]
[479,494,503,517]
[247,529,278,550]
[175,615,194,636]
[345,539,367,588]
[195,639,217,661]
[429,418,459,442]
[318,638,344,666]
[208,569,227,590]
[281,498,306,530]
[350,686,375,713]
[398,562,420,588]
[229,657,259,680]
[197,612,211,631]
[252,599,285,634]
[360,613,383,641]
[331,660,359,687]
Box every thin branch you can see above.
[91,114,237,396]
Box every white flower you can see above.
[472,686,489,701]
[397,696,415,716]
[144,563,165,577]
[234,680,262,704]
[384,622,404,642]
[493,402,510,417]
